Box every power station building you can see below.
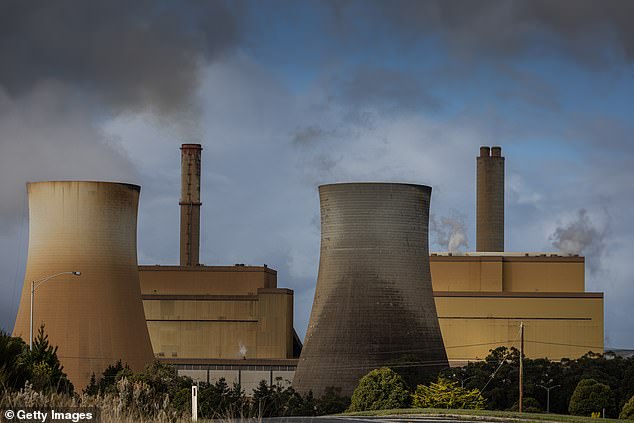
[431,146,603,366]
[139,144,300,392]
[12,143,604,392]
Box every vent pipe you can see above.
[476,145,504,252]
[180,143,202,266]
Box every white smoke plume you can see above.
[549,208,607,274]
[430,213,469,253]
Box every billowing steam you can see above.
[430,213,469,253]
[239,343,247,359]
[549,208,607,274]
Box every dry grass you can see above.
[0,382,193,423]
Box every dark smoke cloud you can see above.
[337,67,441,114]
[0,0,243,115]
[550,209,607,274]
[328,0,634,65]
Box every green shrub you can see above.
[316,386,350,415]
[568,378,616,417]
[412,377,486,410]
[507,397,543,413]
[0,332,29,390]
[620,395,634,420]
[348,368,410,412]
[20,325,73,394]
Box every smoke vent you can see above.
[180,143,202,266]
[476,145,505,252]
[13,181,154,389]
[293,183,448,396]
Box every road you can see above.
[262,416,510,423]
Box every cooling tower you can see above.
[476,146,505,252]
[13,181,154,389]
[180,143,202,266]
[293,183,448,396]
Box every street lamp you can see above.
[537,382,560,413]
[453,373,476,388]
[30,271,81,350]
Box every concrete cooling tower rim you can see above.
[319,181,432,192]
[26,180,141,191]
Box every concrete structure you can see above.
[140,143,299,392]
[13,181,154,389]
[430,252,604,365]
[476,146,504,252]
[180,144,202,267]
[429,146,603,365]
[293,183,449,396]
[140,265,295,360]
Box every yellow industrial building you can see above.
[140,265,297,360]
[430,252,603,366]
[138,144,604,390]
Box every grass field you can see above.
[340,407,623,423]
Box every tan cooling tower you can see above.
[180,143,202,266]
[13,181,154,389]
[293,183,448,396]
[476,146,505,252]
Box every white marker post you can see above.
[192,385,198,421]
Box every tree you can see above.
[412,377,485,410]
[84,360,130,395]
[317,386,350,415]
[508,397,542,413]
[20,324,73,394]
[0,331,29,390]
[568,378,616,417]
[348,368,410,412]
[620,395,634,420]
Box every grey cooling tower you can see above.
[293,183,448,396]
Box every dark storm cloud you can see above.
[0,0,243,114]
[292,125,339,147]
[337,67,441,114]
[329,0,634,65]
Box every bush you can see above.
[84,360,130,395]
[620,395,634,420]
[568,378,616,417]
[316,386,350,415]
[20,325,73,394]
[348,368,410,412]
[507,397,542,413]
[0,332,29,390]
[412,377,486,410]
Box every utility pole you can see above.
[519,321,524,413]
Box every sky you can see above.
[1,0,633,349]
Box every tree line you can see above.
[2,328,634,419]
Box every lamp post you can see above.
[537,383,560,413]
[453,373,476,388]
[30,271,81,350]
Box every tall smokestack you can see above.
[180,143,202,266]
[476,145,504,252]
